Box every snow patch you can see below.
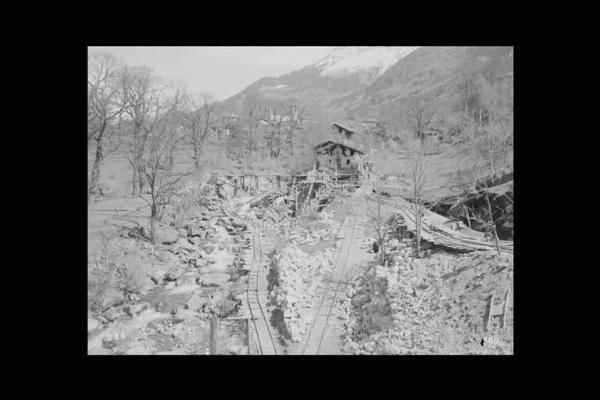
[315,47,419,78]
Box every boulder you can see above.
[127,302,150,317]
[88,347,115,355]
[101,288,125,310]
[189,236,203,246]
[141,277,156,291]
[178,228,188,238]
[200,273,230,288]
[165,264,187,281]
[206,261,228,273]
[186,294,208,311]
[88,318,100,333]
[155,227,179,244]
[156,251,178,264]
[150,267,169,284]
[103,306,124,322]
[195,258,209,268]
[174,308,199,321]
[199,245,215,255]
[185,224,203,237]
[175,239,197,253]
[178,272,199,287]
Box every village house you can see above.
[259,104,300,126]
[313,140,364,175]
[331,121,359,146]
[332,119,386,146]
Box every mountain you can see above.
[339,46,514,119]
[223,46,513,131]
[223,47,420,116]
[313,46,419,80]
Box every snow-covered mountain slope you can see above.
[223,46,512,124]
[314,47,419,79]
[224,47,419,115]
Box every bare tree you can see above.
[484,192,501,256]
[406,94,435,144]
[478,74,513,181]
[181,92,219,172]
[408,141,428,256]
[137,89,187,243]
[87,51,125,197]
[460,111,483,190]
[458,50,479,118]
[240,93,268,165]
[367,180,389,265]
[287,102,308,156]
[118,66,156,196]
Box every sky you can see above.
[90,46,335,100]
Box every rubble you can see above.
[342,237,513,355]
[269,244,338,343]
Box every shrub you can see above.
[88,233,150,313]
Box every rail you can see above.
[302,213,359,354]
[221,199,278,355]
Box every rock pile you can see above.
[342,240,514,355]
[269,246,337,342]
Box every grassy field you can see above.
[87,147,199,252]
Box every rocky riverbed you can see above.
[88,183,251,355]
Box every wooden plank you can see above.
[391,197,513,253]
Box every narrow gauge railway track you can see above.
[302,213,359,355]
[221,199,278,355]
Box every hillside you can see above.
[223,47,420,116]
[339,46,514,120]
[223,46,513,134]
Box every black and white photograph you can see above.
[87,46,514,355]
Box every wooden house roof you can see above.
[314,141,365,155]
[332,121,360,134]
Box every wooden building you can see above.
[313,141,365,174]
[332,121,359,145]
